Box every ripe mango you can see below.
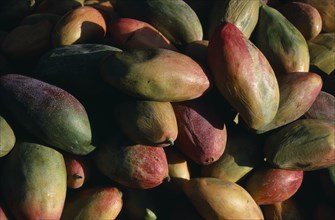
[0,74,94,155]
[100,48,211,102]
[172,95,227,165]
[61,187,122,220]
[0,115,15,158]
[305,91,335,121]
[208,21,279,131]
[114,99,178,147]
[0,142,67,220]
[182,178,264,220]
[264,119,335,171]
[93,136,169,189]
[255,3,310,74]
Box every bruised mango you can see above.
[100,48,211,102]
[208,21,279,131]
[264,119,335,171]
[0,74,94,155]
[114,99,178,147]
[0,142,67,220]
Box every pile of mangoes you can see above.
[0,0,334,219]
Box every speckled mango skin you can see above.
[0,142,67,220]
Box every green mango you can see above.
[33,43,122,98]
[255,3,310,75]
[100,48,211,102]
[264,119,335,171]
[0,142,67,220]
[115,0,203,46]
[208,0,259,39]
[0,74,94,155]
[0,115,15,157]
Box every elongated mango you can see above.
[208,0,259,39]
[0,142,67,220]
[183,178,264,220]
[100,48,211,102]
[255,3,310,74]
[0,74,94,155]
[208,22,279,130]
[264,119,335,171]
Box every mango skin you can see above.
[264,119,335,171]
[183,178,264,220]
[100,48,211,102]
[61,187,123,220]
[0,142,67,220]
[173,96,227,165]
[0,74,94,155]
[208,21,279,131]
[0,115,15,158]
[93,139,169,189]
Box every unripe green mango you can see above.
[0,74,94,155]
[255,3,310,74]
[264,119,335,171]
[0,115,15,157]
[33,43,121,98]
[0,142,67,220]
[115,0,203,46]
[100,48,211,102]
[114,99,178,147]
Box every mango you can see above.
[264,119,335,171]
[115,0,203,46]
[100,48,211,102]
[278,2,322,41]
[33,43,121,98]
[208,21,279,131]
[61,186,122,220]
[262,199,303,220]
[245,168,304,205]
[201,129,264,183]
[0,142,67,220]
[114,99,178,147]
[208,0,259,39]
[305,91,335,121]
[257,71,322,133]
[172,95,227,165]
[255,3,310,74]
[296,0,335,32]
[93,136,169,189]
[0,74,94,155]
[0,115,15,158]
[108,18,177,51]
[52,6,106,47]
[35,0,84,15]
[182,178,264,220]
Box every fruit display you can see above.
[0,0,334,219]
